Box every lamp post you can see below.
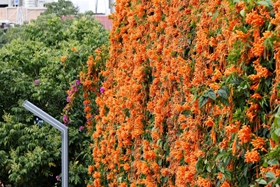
[22,100,68,187]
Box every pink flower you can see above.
[34,80,39,85]
[66,96,70,102]
[79,126,84,131]
[63,115,69,124]
[100,87,105,94]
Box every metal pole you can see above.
[95,0,98,14]
[22,100,68,187]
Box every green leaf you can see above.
[196,157,204,172]
[240,9,245,17]
[163,176,169,183]
[275,177,280,185]
[265,171,276,179]
[163,143,169,151]
[158,159,163,166]
[199,96,208,108]
[263,161,268,167]
[271,132,279,144]
[212,10,219,20]
[256,178,267,185]
[224,169,232,180]
[207,89,216,101]
[244,165,248,177]
[217,89,228,99]
[206,165,211,172]
[257,1,270,7]
[268,159,279,166]
[275,128,280,136]
[215,152,228,161]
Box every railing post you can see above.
[22,100,68,187]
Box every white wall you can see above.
[92,0,115,15]
[0,0,8,5]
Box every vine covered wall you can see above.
[83,0,280,186]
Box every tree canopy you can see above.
[42,0,79,17]
[0,13,109,186]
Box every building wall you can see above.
[94,15,112,30]
[0,0,8,5]
[0,7,46,24]
[94,0,115,15]
[0,0,58,7]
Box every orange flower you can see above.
[209,83,220,91]
[252,42,264,57]
[212,70,222,81]
[211,127,216,143]
[123,163,130,171]
[227,161,234,171]
[197,177,212,187]
[238,125,251,144]
[225,124,238,134]
[160,168,170,177]
[246,10,265,27]
[140,162,150,175]
[217,172,223,180]
[143,150,156,160]
[209,37,217,47]
[61,56,67,63]
[83,79,92,87]
[232,137,237,155]
[224,65,237,76]
[151,131,160,140]
[88,165,94,174]
[84,106,91,113]
[251,93,262,99]
[220,181,231,187]
[92,171,101,178]
[235,30,250,42]
[72,47,77,52]
[119,182,127,187]
[205,116,214,127]
[219,138,229,149]
[245,150,260,163]
[251,136,266,151]
[170,150,183,160]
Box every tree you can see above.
[42,0,79,17]
[0,13,109,186]
[0,24,27,48]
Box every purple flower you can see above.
[100,87,105,94]
[75,80,80,85]
[56,175,60,181]
[34,80,39,85]
[78,126,84,131]
[63,115,69,124]
[66,96,70,102]
[87,114,93,122]
[71,84,78,92]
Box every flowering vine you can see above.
[79,0,280,186]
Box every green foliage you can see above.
[0,13,109,186]
[42,0,79,17]
[0,113,61,187]
[0,24,27,48]
[25,14,66,47]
